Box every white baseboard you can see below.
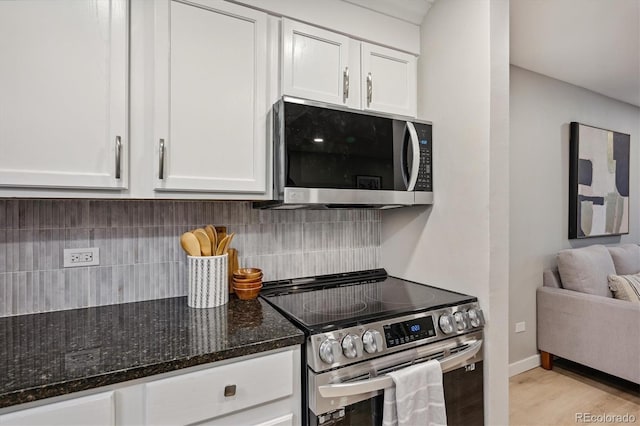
[509,354,541,377]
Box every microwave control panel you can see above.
[414,123,432,192]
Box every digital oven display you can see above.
[383,316,436,348]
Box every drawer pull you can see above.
[224,385,236,397]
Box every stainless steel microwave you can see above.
[255,97,433,209]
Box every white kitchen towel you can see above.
[382,359,447,426]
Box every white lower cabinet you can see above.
[253,414,294,426]
[0,347,301,426]
[0,392,115,426]
[145,349,296,425]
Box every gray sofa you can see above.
[537,244,640,384]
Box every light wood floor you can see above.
[510,360,640,426]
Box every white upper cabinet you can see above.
[153,0,268,194]
[282,19,360,109]
[0,0,128,190]
[361,43,417,117]
[281,19,417,117]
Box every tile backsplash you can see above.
[0,199,381,317]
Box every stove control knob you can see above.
[467,308,485,328]
[453,311,469,331]
[319,338,341,365]
[342,334,363,359]
[439,313,455,334]
[362,330,383,354]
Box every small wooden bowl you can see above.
[232,280,263,289]
[234,285,263,300]
[233,268,263,280]
[232,275,263,284]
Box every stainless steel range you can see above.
[261,269,485,426]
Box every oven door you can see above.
[308,331,484,426]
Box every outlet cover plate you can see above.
[63,248,99,268]
[515,322,526,333]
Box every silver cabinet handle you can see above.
[366,72,372,107]
[158,139,165,180]
[115,136,122,179]
[343,67,349,103]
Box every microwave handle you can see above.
[405,122,420,191]
[317,339,482,399]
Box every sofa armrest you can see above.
[537,286,640,384]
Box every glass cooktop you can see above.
[260,270,476,332]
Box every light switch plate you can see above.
[515,322,526,333]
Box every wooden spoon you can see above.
[215,232,235,255]
[180,232,201,257]
[204,225,217,254]
[192,229,212,256]
[215,235,229,256]
[223,233,235,254]
[215,226,227,244]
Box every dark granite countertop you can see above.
[0,296,304,409]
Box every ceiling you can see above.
[510,0,640,107]
[342,0,434,25]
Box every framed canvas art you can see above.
[569,122,630,239]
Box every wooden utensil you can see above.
[222,233,235,254]
[227,248,238,294]
[204,224,217,254]
[215,235,229,256]
[192,229,212,256]
[215,226,227,243]
[180,232,201,257]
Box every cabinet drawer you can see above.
[0,392,114,426]
[145,350,294,425]
[254,413,294,426]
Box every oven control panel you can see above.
[383,315,437,348]
[308,302,484,373]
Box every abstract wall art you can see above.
[569,122,630,239]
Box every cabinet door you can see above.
[0,0,128,189]
[154,0,268,193]
[282,19,359,108]
[361,43,417,117]
[144,349,294,425]
[0,392,115,426]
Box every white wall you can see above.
[509,66,640,365]
[382,0,510,424]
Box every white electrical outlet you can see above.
[64,248,99,267]
[515,322,526,333]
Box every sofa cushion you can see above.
[607,244,640,275]
[608,273,640,303]
[557,245,615,297]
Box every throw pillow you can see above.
[557,245,616,297]
[608,274,640,303]
[607,244,640,275]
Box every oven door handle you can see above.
[317,339,482,398]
